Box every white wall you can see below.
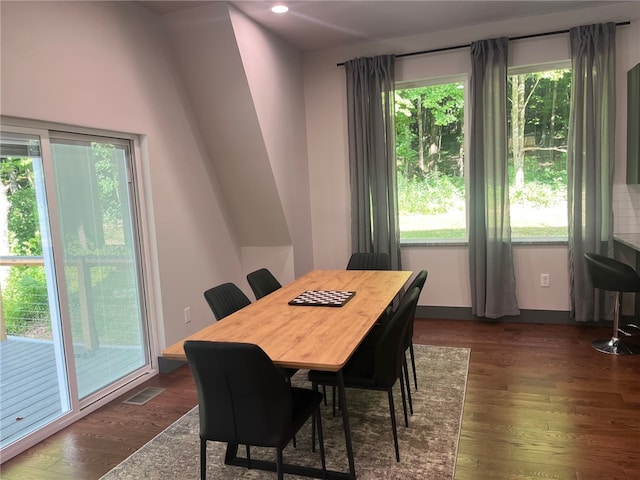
[1,0,318,348]
[0,1,245,348]
[303,3,640,312]
[229,5,315,278]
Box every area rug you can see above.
[101,345,469,480]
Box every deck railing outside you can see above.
[0,254,139,347]
[0,256,47,342]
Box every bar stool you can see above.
[584,253,640,355]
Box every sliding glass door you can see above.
[0,126,151,457]
[0,131,71,451]
[49,134,148,399]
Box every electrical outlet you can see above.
[540,274,550,287]
[184,307,191,324]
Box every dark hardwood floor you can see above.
[2,319,639,479]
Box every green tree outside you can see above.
[396,68,570,240]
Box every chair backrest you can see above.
[374,287,420,385]
[203,282,251,321]
[247,268,282,300]
[401,270,427,346]
[407,270,428,293]
[184,341,292,447]
[346,252,391,270]
[584,253,640,293]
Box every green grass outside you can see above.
[401,225,568,241]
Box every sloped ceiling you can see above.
[161,2,291,247]
[142,1,617,51]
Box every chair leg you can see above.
[276,448,284,480]
[200,439,207,480]
[592,291,640,355]
[311,411,317,452]
[311,382,317,451]
[410,343,418,390]
[387,389,400,462]
[403,353,413,415]
[332,385,337,417]
[399,371,409,428]
[246,445,251,469]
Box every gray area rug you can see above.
[101,345,469,480]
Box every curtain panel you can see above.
[568,22,616,322]
[468,37,520,319]
[345,55,402,270]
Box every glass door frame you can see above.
[0,118,160,463]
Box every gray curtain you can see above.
[568,23,616,322]
[468,37,520,319]
[346,55,402,270]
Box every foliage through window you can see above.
[508,67,570,239]
[395,66,570,243]
[395,81,465,241]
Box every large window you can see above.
[395,65,570,244]
[508,65,571,239]
[395,80,466,241]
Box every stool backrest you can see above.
[584,253,640,292]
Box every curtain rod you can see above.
[336,21,630,67]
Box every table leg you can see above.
[337,370,356,478]
[224,442,239,464]
[224,437,354,479]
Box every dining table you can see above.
[162,268,413,479]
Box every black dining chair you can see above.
[372,269,428,415]
[346,252,392,270]
[247,268,282,300]
[204,281,297,380]
[325,253,393,411]
[344,251,391,397]
[203,282,251,321]
[184,341,327,480]
[308,286,420,462]
[401,270,428,392]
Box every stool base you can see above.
[592,337,640,355]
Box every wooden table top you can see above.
[162,269,412,371]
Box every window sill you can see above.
[400,237,568,247]
[512,237,568,246]
[400,239,467,247]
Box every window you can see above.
[507,65,571,239]
[395,66,570,244]
[395,81,466,242]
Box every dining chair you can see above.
[346,252,392,270]
[184,340,327,480]
[247,268,282,300]
[204,281,297,380]
[308,286,420,462]
[401,270,428,392]
[333,251,392,407]
[203,282,251,321]
[372,269,428,415]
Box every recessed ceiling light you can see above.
[271,5,289,14]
